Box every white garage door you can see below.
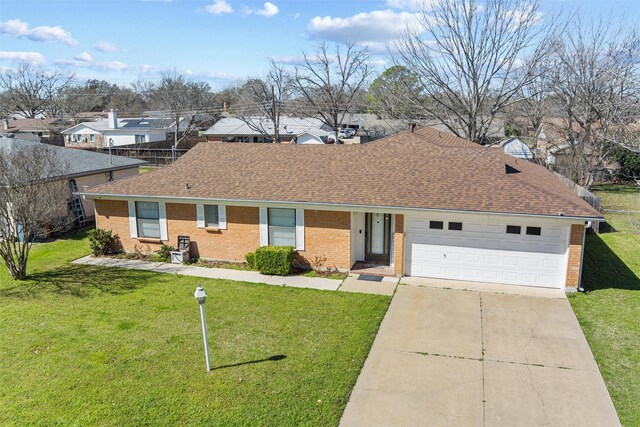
[405,216,569,288]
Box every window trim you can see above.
[128,201,167,240]
[259,207,304,250]
[506,225,522,234]
[429,220,444,230]
[526,226,542,236]
[204,204,219,228]
[135,201,161,239]
[448,221,463,231]
[196,204,227,230]
[267,208,297,247]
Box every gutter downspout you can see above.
[577,222,588,292]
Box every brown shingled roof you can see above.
[84,127,601,219]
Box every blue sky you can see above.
[0,0,638,88]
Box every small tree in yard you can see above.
[0,144,72,280]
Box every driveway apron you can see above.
[340,284,620,427]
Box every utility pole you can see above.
[272,85,279,143]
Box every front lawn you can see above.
[0,232,390,426]
[568,184,640,426]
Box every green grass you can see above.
[302,270,349,281]
[0,231,390,426]
[568,184,640,426]
[139,166,160,174]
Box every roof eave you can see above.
[76,192,604,222]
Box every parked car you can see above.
[339,128,357,139]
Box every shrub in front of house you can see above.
[88,228,115,256]
[245,252,258,270]
[156,244,175,261]
[254,246,294,276]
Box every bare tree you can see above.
[550,19,640,187]
[0,63,73,118]
[510,57,552,139]
[294,43,373,133]
[233,61,294,142]
[394,0,559,143]
[0,143,72,280]
[149,73,212,149]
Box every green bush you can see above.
[255,246,294,276]
[88,228,115,256]
[156,244,175,260]
[245,252,257,270]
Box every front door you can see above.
[365,213,391,265]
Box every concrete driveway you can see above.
[340,280,620,427]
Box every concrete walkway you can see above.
[340,275,398,296]
[340,281,620,427]
[72,256,341,291]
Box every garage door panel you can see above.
[405,217,569,289]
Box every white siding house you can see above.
[497,137,534,161]
[62,110,183,149]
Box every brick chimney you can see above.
[108,109,118,129]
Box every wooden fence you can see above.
[100,147,189,166]
[553,172,601,232]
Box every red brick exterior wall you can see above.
[94,200,352,270]
[297,210,351,270]
[165,204,260,261]
[566,224,585,289]
[394,214,404,276]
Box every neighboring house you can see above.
[80,126,602,292]
[1,117,70,144]
[62,110,182,149]
[339,113,407,140]
[1,138,146,227]
[494,137,534,161]
[296,131,330,144]
[204,116,335,143]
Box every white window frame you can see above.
[196,204,227,230]
[259,207,304,250]
[128,200,167,240]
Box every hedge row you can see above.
[245,246,294,276]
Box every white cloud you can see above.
[0,19,78,46]
[56,58,129,72]
[95,41,126,53]
[251,2,279,17]
[205,0,233,15]
[506,5,544,29]
[307,10,424,51]
[269,54,309,65]
[74,51,93,62]
[0,51,46,65]
[386,0,434,10]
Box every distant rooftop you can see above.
[0,138,146,179]
[205,116,329,136]
[62,117,179,134]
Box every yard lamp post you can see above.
[194,286,211,372]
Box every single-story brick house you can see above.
[79,127,603,291]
